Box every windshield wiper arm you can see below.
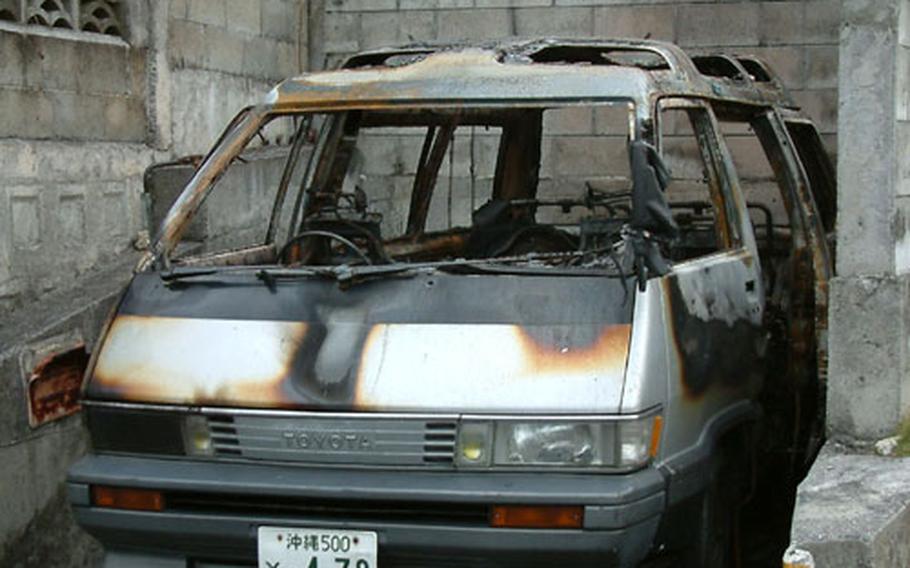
[160,267,219,281]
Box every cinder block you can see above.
[360,11,400,50]
[187,0,226,27]
[546,135,626,177]
[0,88,54,139]
[168,19,209,68]
[515,7,595,38]
[261,0,298,42]
[360,10,436,52]
[806,45,838,90]
[743,46,806,91]
[827,276,905,440]
[556,0,624,6]
[100,190,128,241]
[103,96,147,142]
[44,90,77,141]
[22,35,80,92]
[0,33,24,88]
[759,1,805,46]
[0,141,38,179]
[436,9,512,41]
[543,106,594,135]
[169,0,188,19]
[225,0,261,34]
[724,135,775,181]
[48,90,106,140]
[594,105,632,136]
[206,27,245,74]
[803,0,841,45]
[594,5,676,42]
[75,43,130,96]
[792,89,838,134]
[58,194,87,244]
[475,0,550,7]
[326,0,397,12]
[677,3,760,47]
[399,10,435,44]
[360,134,402,176]
[11,193,40,248]
[241,37,277,79]
[400,0,473,8]
[324,12,361,54]
[276,41,299,76]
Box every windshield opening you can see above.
[167,102,640,273]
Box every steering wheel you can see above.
[279,230,373,265]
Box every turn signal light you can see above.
[490,505,583,529]
[91,486,165,512]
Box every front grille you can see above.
[206,414,458,468]
[166,491,489,526]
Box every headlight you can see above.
[456,413,661,471]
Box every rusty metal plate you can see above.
[27,344,89,427]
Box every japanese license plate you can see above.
[258,527,378,568]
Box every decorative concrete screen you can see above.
[0,0,122,37]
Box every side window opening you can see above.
[718,115,793,295]
[784,121,837,235]
[657,101,733,262]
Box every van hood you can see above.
[86,270,633,413]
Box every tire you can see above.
[683,461,738,567]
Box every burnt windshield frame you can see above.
[153,98,640,269]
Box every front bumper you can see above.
[68,454,667,568]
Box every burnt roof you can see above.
[268,38,794,112]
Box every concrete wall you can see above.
[0,1,306,564]
[166,0,304,156]
[827,0,910,443]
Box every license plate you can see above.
[258,527,378,568]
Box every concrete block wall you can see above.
[827,0,910,443]
[0,2,308,564]
[0,18,153,314]
[167,0,304,156]
[0,31,147,142]
[313,0,840,147]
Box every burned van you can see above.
[68,39,835,567]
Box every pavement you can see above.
[785,441,910,567]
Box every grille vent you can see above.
[208,415,240,456]
[204,414,457,467]
[423,421,456,465]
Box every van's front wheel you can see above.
[683,460,739,567]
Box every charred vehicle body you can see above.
[68,39,835,567]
